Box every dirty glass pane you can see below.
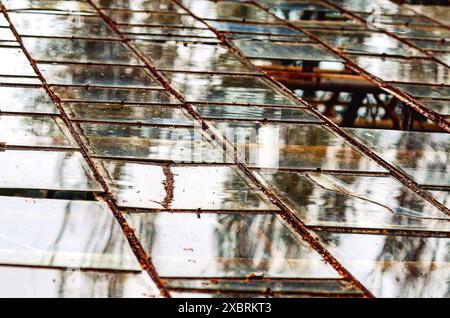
[100,161,278,211]
[409,5,450,26]
[77,123,224,163]
[124,212,339,277]
[311,30,423,57]
[194,105,321,122]
[348,128,450,187]
[119,26,216,38]
[420,100,450,117]
[163,278,361,296]
[317,232,450,298]
[183,0,276,23]
[0,266,158,298]
[133,40,256,74]
[0,196,139,270]
[234,41,342,62]
[0,86,58,114]
[2,0,96,13]
[0,150,102,192]
[9,13,119,39]
[0,48,35,77]
[212,122,384,172]
[163,72,296,106]
[257,171,449,232]
[93,0,185,13]
[22,37,144,65]
[430,190,449,208]
[209,21,302,36]
[348,55,449,85]
[409,39,450,52]
[0,116,76,148]
[435,52,450,67]
[391,83,450,99]
[52,86,178,104]
[64,103,192,125]
[39,63,160,88]
[386,25,450,41]
[329,0,410,15]
[103,10,207,28]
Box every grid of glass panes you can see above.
[0,0,448,298]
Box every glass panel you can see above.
[435,52,450,67]
[2,0,96,13]
[209,21,302,36]
[163,278,361,295]
[52,86,178,104]
[0,86,58,114]
[392,83,450,99]
[0,15,9,27]
[39,64,160,88]
[132,40,256,74]
[212,122,384,172]
[64,103,192,125]
[0,76,41,85]
[93,0,185,13]
[9,13,119,39]
[311,30,422,57]
[410,39,450,52]
[0,48,35,77]
[348,55,449,85]
[100,161,278,211]
[193,105,321,122]
[386,25,450,41]
[0,196,139,270]
[0,266,158,298]
[0,150,102,192]
[430,190,449,208]
[119,26,216,38]
[329,0,410,15]
[102,10,207,28]
[234,41,342,62]
[184,0,277,23]
[317,232,450,298]
[420,100,450,116]
[256,171,449,232]
[408,5,450,27]
[0,27,15,41]
[124,212,338,277]
[348,128,450,187]
[77,123,224,163]
[163,72,296,105]
[22,37,144,65]
[0,116,76,148]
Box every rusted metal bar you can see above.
[0,4,171,298]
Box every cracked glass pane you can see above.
[256,171,449,232]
